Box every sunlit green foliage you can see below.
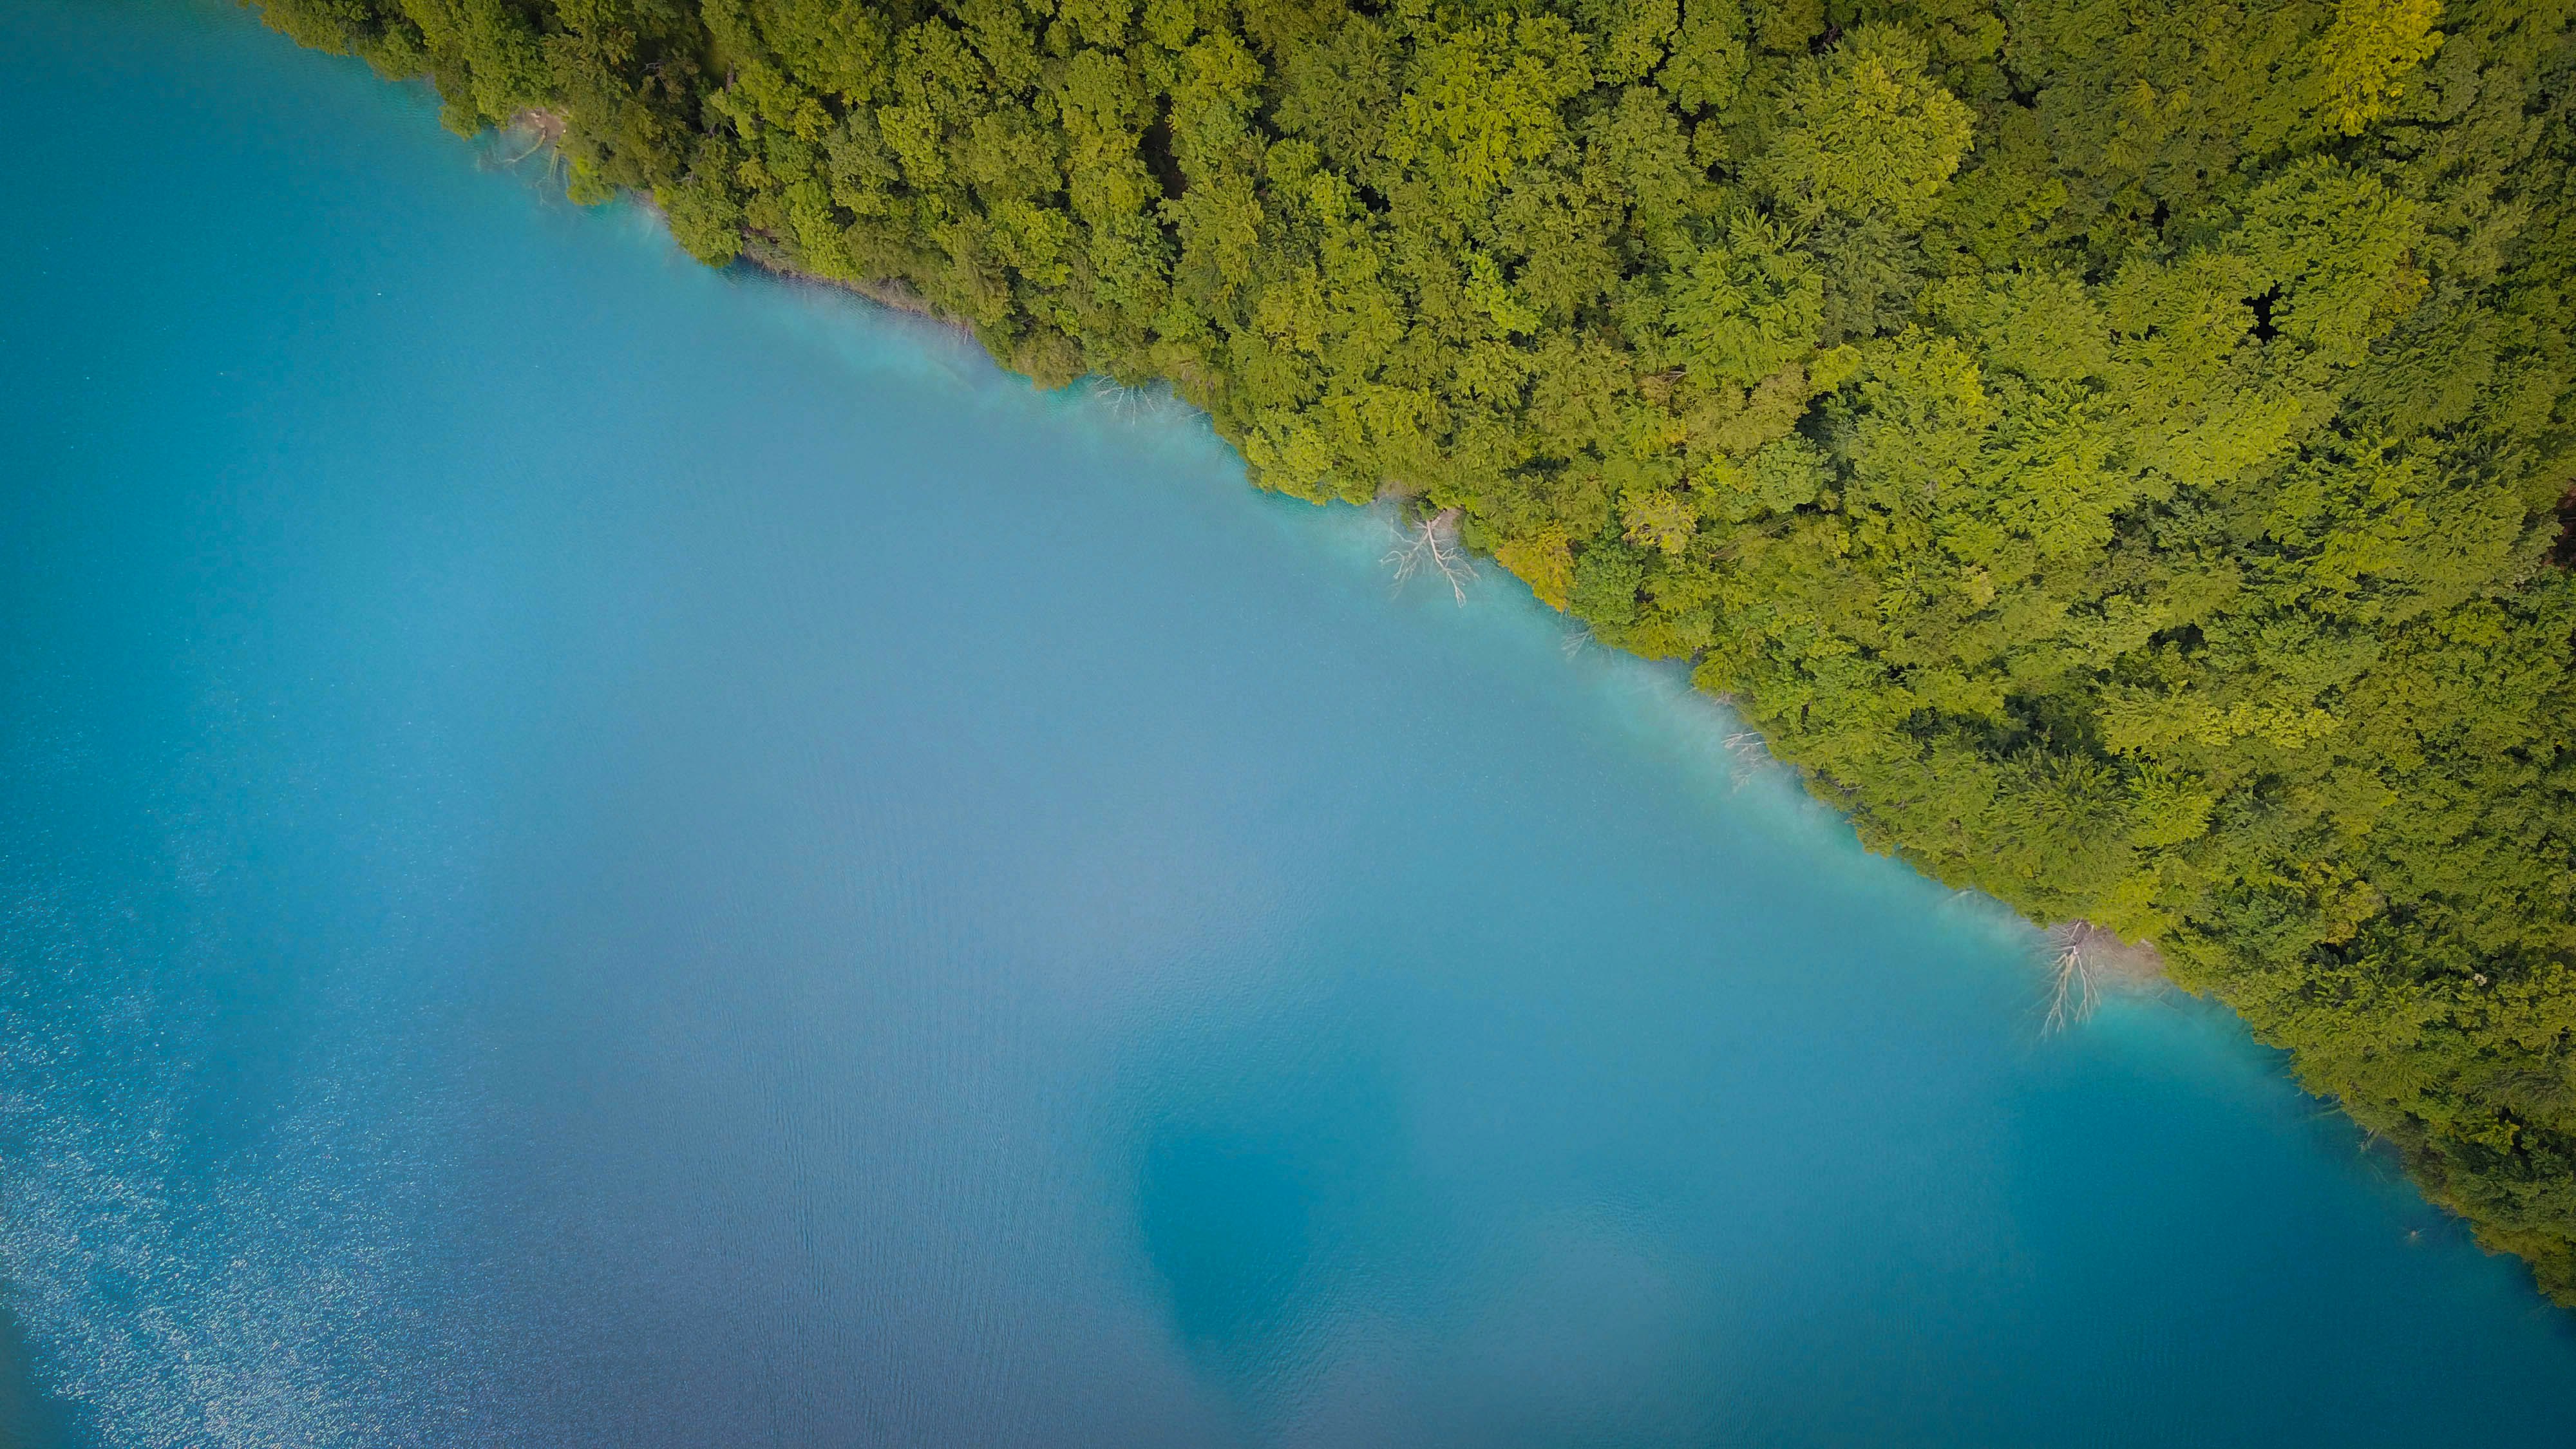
[254,0,2576,1300]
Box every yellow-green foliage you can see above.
[256,0,2576,1302]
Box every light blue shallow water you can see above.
[2,3,2571,1445]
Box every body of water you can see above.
[2,2,2571,1444]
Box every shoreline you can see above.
[735,238,968,337]
[719,213,2179,998]
[650,193,2186,998]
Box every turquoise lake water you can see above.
[3,2,2573,1444]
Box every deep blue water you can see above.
[1,2,2571,1445]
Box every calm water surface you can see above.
[3,3,2571,1445]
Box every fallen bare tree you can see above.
[494,109,567,167]
[1384,506,1475,604]
[2041,921,2166,1034]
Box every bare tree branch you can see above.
[1384,506,1476,605]
[2040,921,2165,1034]
[2043,929,2103,1034]
[493,109,567,167]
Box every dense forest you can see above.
[248,0,2576,1300]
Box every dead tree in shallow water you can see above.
[493,109,567,167]
[2044,929,2102,1034]
[1385,506,1475,604]
[2041,921,2164,1033]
